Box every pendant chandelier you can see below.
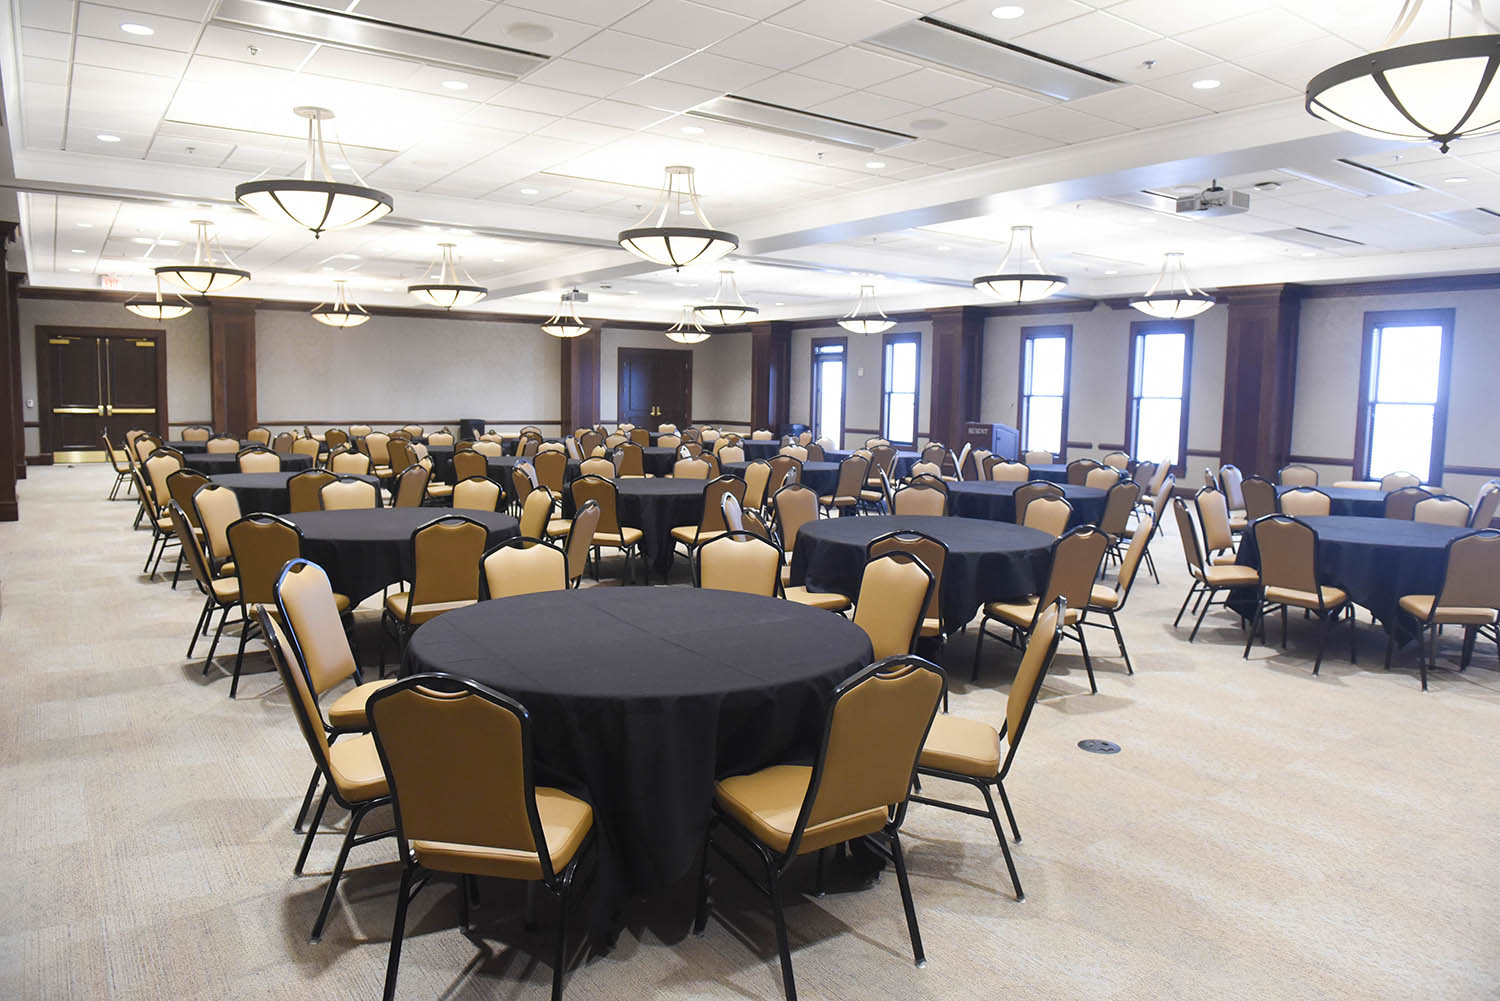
[154,220,250,294]
[1129,253,1216,318]
[665,305,710,345]
[234,106,394,237]
[541,291,591,338]
[838,284,895,334]
[618,165,738,269]
[1306,0,1500,152]
[124,275,192,320]
[693,270,758,326]
[971,225,1068,303]
[311,280,370,327]
[408,243,487,310]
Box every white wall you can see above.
[598,326,751,429]
[787,320,934,449]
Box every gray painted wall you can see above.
[598,327,752,429]
[787,320,934,449]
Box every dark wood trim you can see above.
[684,417,752,426]
[36,325,170,452]
[560,328,600,433]
[845,426,881,435]
[209,301,255,434]
[1299,273,1500,299]
[8,272,22,480]
[250,417,564,427]
[1065,439,1092,449]
[1185,448,1220,458]
[1219,283,1301,478]
[25,454,52,465]
[810,335,848,444]
[22,420,38,428]
[1442,464,1500,477]
[1018,324,1072,462]
[927,306,983,449]
[749,321,792,432]
[1097,442,1127,451]
[977,298,1096,318]
[0,226,16,518]
[1353,308,1454,485]
[1124,319,1194,475]
[1288,454,1354,466]
[879,328,921,448]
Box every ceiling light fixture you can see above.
[665,305,710,345]
[541,290,591,339]
[1129,252,1216,318]
[838,284,895,334]
[694,270,758,326]
[1306,0,1500,152]
[124,275,193,320]
[1192,78,1221,90]
[154,219,250,294]
[96,133,121,143]
[1445,175,1470,182]
[119,22,154,35]
[866,160,887,169]
[681,125,705,134]
[407,243,486,309]
[520,187,540,195]
[311,279,370,327]
[618,165,738,269]
[991,5,1026,18]
[440,79,469,90]
[971,224,1069,303]
[234,106,394,237]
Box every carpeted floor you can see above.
[2,464,1498,1001]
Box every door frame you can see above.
[617,346,693,426]
[36,325,169,453]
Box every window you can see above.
[881,332,920,447]
[1356,309,1453,484]
[1126,321,1193,472]
[1019,326,1070,458]
[811,337,846,446]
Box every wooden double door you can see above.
[618,347,692,430]
[38,327,166,453]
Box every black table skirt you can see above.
[1274,485,1393,518]
[641,447,678,477]
[616,479,707,577]
[209,471,383,515]
[948,481,1108,527]
[825,449,921,479]
[1029,464,1070,484]
[741,440,781,461]
[283,508,518,604]
[402,588,872,931]
[790,515,1054,633]
[721,460,841,498]
[1231,516,1469,644]
[185,452,314,476]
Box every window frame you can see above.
[1353,307,1453,485]
[1124,319,1194,475]
[809,334,848,447]
[1017,324,1072,462]
[879,330,922,448]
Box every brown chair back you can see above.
[1219,463,1246,510]
[1022,449,1053,466]
[143,451,183,512]
[1431,530,1500,615]
[1066,458,1100,485]
[989,459,1029,482]
[853,551,934,660]
[427,431,454,447]
[324,428,349,449]
[1413,496,1470,526]
[1172,498,1207,578]
[806,442,825,462]
[168,501,217,595]
[1472,481,1500,528]
[519,487,555,539]
[771,483,818,555]
[868,531,946,630]
[830,455,869,501]
[1085,466,1122,490]
[1241,475,1277,521]
[387,439,416,476]
[452,449,489,482]
[1013,479,1062,524]
[570,475,627,537]
[482,537,567,599]
[565,501,600,585]
[394,464,430,507]
[1279,486,1331,517]
[288,470,335,513]
[1253,516,1323,601]
[1384,486,1434,520]
[1102,450,1129,470]
[472,440,505,458]
[275,559,360,697]
[363,432,392,465]
[1106,515,1154,613]
[228,513,302,606]
[580,457,614,478]
[532,450,567,494]
[1038,527,1109,617]
[1000,599,1064,773]
[614,441,645,477]
[674,457,711,479]
[320,477,379,510]
[1194,487,1236,555]
[166,469,209,526]
[695,476,746,538]
[180,426,212,443]
[292,437,322,462]
[1098,480,1140,536]
[694,531,781,595]
[743,460,773,510]
[766,455,802,497]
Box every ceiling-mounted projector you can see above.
[1174,181,1249,217]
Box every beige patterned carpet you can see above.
[2,464,1497,1001]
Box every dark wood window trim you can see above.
[809,335,848,444]
[879,330,922,448]
[1352,308,1454,486]
[1124,319,1194,475]
[1018,324,1072,462]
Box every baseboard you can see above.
[25,454,53,466]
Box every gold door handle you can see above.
[53,407,99,414]
[112,407,156,415]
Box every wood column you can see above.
[0,224,18,520]
[927,306,984,447]
[8,270,22,479]
[560,326,600,432]
[749,321,791,432]
[1220,284,1301,478]
[209,300,257,434]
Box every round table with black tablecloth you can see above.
[208,471,384,515]
[948,481,1108,527]
[1230,515,1470,644]
[185,452,314,476]
[741,440,782,461]
[283,508,518,604]
[1029,464,1070,484]
[790,515,1054,633]
[1275,485,1396,518]
[641,447,679,476]
[721,459,841,498]
[489,455,580,505]
[165,438,252,455]
[401,587,872,939]
[607,478,709,579]
[824,449,921,479]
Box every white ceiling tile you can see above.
[21,0,73,31]
[23,57,68,87]
[522,59,642,97]
[348,0,494,34]
[868,67,987,105]
[193,25,313,69]
[612,0,754,48]
[1084,38,1221,85]
[1102,0,1264,36]
[535,117,636,145]
[814,90,922,125]
[502,0,651,26]
[1002,105,1132,143]
[401,65,513,102]
[300,46,422,87]
[1175,10,1326,63]
[105,0,215,18]
[709,22,841,69]
[936,86,1048,121]
[572,99,674,129]
[486,82,596,115]
[1062,86,1209,129]
[73,35,191,77]
[930,0,1099,37]
[890,138,982,164]
[611,76,723,112]
[738,73,853,108]
[144,136,237,167]
[463,102,561,132]
[795,46,919,89]
[654,52,777,91]
[769,0,918,43]
[464,7,600,55]
[65,126,151,155]
[20,27,72,61]
[1011,10,1160,63]
[1235,36,1365,89]
[938,117,1061,156]
[563,31,692,75]
[75,3,201,50]
[1146,63,1298,112]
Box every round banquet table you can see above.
[641,446,678,477]
[283,508,518,604]
[401,587,873,933]
[791,515,1055,633]
[1275,485,1401,518]
[164,438,252,455]
[208,471,383,515]
[1028,464,1070,484]
[948,481,1108,527]
[1230,515,1472,644]
[824,448,921,479]
[185,452,314,476]
[741,440,781,461]
[490,455,580,504]
[615,478,707,579]
[721,459,841,497]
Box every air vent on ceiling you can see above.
[213,0,548,78]
[687,96,915,152]
[868,17,1123,102]
[1428,206,1500,234]
[1280,159,1421,197]
[1260,227,1365,250]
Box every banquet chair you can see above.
[1139,473,1176,584]
[766,455,802,501]
[1219,464,1248,527]
[139,454,184,577]
[695,655,942,1001]
[538,441,568,455]
[1195,487,1239,563]
[680,441,704,458]
[238,447,281,473]
[1413,496,1471,526]
[695,531,781,595]
[401,425,423,438]
[989,459,1030,482]
[742,459,773,512]
[519,434,543,457]
[272,432,296,454]
[517,486,558,542]
[1279,463,1319,487]
[133,430,163,463]
[1098,480,1141,566]
[1381,471,1422,492]
[579,456,614,478]
[368,675,595,1001]
[519,425,543,438]
[453,449,488,482]
[571,475,643,583]
[671,476,745,562]
[1241,475,1278,522]
[1130,460,1157,507]
[918,443,944,467]
[1085,466,1122,489]
[1012,480,1062,525]
[967,449,992,481]
[386,439,416,477]
[427,431,454,448]
[564,501,601,587]
[451,476,501,512]
[563,437,583,461]
[674,457,711,479]
[292,437,322,464]
[393,464,430,508]
[1023,449,1053,467]
[324,428,349,450]
[1066,459,1100,485]
[330,450,373,476]
[206,434,240,454]
[533,450,568,495]
[774,484,853,613]
[181,425,212,443]
[819,456,869,516]
[868,532,947,649]
[257,607,391,944]
[627,427,650,447]
[750,429,774,441]
[891,481,948,517]
[806,442,825,462]
[853,552,934,660]
[948,443,972,483]
[191,482,242,578]
[481,537,567,599]
[1085,515,1153,678]
[658,423,679,434]
[1387,530,1500,690]
[604,433,628,450]
[1171,498,1258,642]
[1242,515,1356,674]
[349,425,373,438]
[472,440,505,458]
[364,433,394,477]
[287,470,335,513]
[1103,450,1130,470]
[321,477,379,510]
[660,434,684,450]
[1472,480,1500,528]
[860,466,893,513]
[780,444,809,462]
[164,468,209,576]
[973,525,1109,692]
[717,444,745,464]
[1022,496,1073,538]
[101,432,135,500]
[868,444,899,488]
[168,502,240,669]
[741,508,774,542]
[382,516,488,665]
[1279,487,1332,517]
[614,441,646,478]
[913,598,1063,902]
[1384,486,1434,520]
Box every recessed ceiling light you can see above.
[1300,251,1316,257]
[775,301,785,306]
[1192,79,1221,90]
[491,257,505,262]
[96,133,122,143]
[119,22,154,36]
[520,187,540,195]
[1104,269,1119,275]
[440,80,469,90]
[681,125,704,135]
[67,267,80,273]
[866,160,886,169]
[70,248,85,254]
[627,290,639,295]
[991,5,1025,18]
[76,222,93,229]
[507,22,554,43]
[937,245,951,251]
[322,265,335,271]
[1444,176,1470,183]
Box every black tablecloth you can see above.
[825,449,921,478]
[1275,485,1392,518]
[721,460,841,498]
[283,508,518,603]
[208,471,384,515]
[1232,516,1469,644]
[615,479,707,578]
[402,588,872,929]
[948,481,1108,527]
[1029,464,1070,483]
[742,440,781,461]
[185,452,314,476]
[641,447,678,476]
[165,438,252,454]
[490,455,580,505]
[790,515,1054,632]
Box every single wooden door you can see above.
[43,334,106,451]
[103,336,163,441]
[618,347,692,430]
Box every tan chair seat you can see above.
[919,616,941,637]
[1089,583,1120,610]
[1396,594,1498,625]
[818,495,858,507]
[383,592,477,625]
[919,714,1000,777]
[327,732,389,802]
[595,527,644,547]
[782,586,852,612]
[715,764,886,855]
[780,565,793,586]
[1211,552,1239,565]
[859,489,883,503]
[1264,584,1347,610]
[326,679,398,731]
[1196,564,1259,587]
[984,596,1082,627]
[1229,512,1248,531]
[412,787,592,879]
[670,526,725,545]
[426,483,453,498]
[211,576,241,602]
[544,519,572,538]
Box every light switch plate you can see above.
[857,367,864,377]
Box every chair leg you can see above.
[1173,582,1198,628]
[981,784,1023,901]
[996,780,1022,843]
[888,831,926,967]
[550,864,578,1001]
[311,801,371,942]
[171,550,185,589]
[294,767,321,833]
[230,614,251,699]
[203,606,231,673]
[1109,611,1133,675]
[762,850,798,1001]
[187,596,212,658]
[1143,547,1159,584]
[1312,610,1331,676]
[382,866,417,1001]
[1281,605,1289,648]
[1349,605,1358,664]
[970,616,989,682]
[1074,624,1097,694]
[295,786,332,875]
